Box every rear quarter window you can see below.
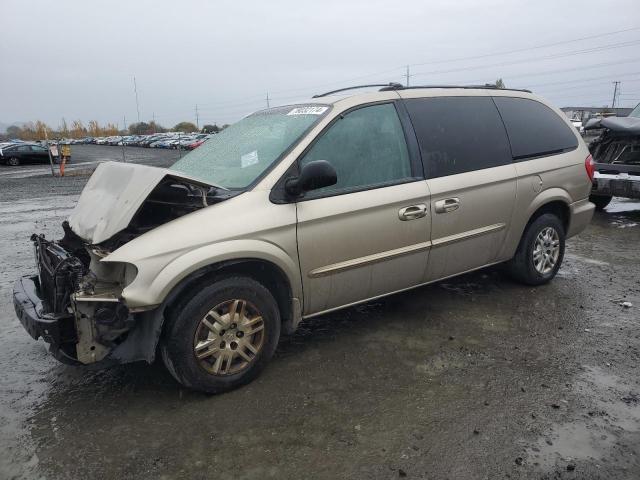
[493,97,578,160]
[403,96,513,178]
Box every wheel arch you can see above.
[503,188,572,260]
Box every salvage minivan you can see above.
[14,85,595,393]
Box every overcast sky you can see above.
[1,0,639,129]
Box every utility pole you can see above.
[611,81,621,109]
[122,115,127,163]
[266,92,270,109]
[133,76,141,123]
[195,104,200,130]
[152,112,156,133]
[405,65,410,87]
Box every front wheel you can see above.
[161,276,281,393]
[506,213,565,286]
[7,157,20,166]
[589,194,612,211]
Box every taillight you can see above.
[585,154,595,181]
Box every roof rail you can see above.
[401,84,532,93]
[311,83,532,98]
[312,83,403,98]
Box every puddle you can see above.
[528,365,640,470]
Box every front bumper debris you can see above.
[13,275,80,364]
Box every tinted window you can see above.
[404,97,512,178]
[300,103,412,195]
[493,97,578,160]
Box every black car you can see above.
[0,143,56,166]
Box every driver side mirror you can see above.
[285,160,337,197]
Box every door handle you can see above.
[398,204,428,221]
[434,197,460,214]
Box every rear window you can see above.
[404,96,513,178]
[493,97,578,160]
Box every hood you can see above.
[68,161,219,244]
[585,116,640,133]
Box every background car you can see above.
[0,143,56,166]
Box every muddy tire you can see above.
[506,213,565,286]
[7,157,20,166]
[160,276,281,394]
[589,194,612,211]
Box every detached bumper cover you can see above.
[13,275,76,345]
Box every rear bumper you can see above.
[567,198,595,238]
[592,170,640,199]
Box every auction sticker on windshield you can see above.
[287,106,328,116]
[241,150,259,168]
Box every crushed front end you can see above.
[12,161,233,367]
[14,226,139,365]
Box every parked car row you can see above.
[64,133,213,150]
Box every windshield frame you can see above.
[171,103,333,191]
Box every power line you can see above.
[408,26,640,68]
[410,40,640,79]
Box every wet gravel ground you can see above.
[0,153,639,479]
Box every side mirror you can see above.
[285,160,337,197]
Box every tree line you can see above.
[2,119,228,141]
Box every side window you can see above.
[493,97,578,160]
[299,103,412,195]
[404,96,512,178]
[17,145,31,152]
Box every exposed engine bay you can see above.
[25,163,235,365]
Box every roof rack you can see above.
[402,84,532,93]
[311,83,531,98]
[312,83,403,98]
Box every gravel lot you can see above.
[1,146,639,479]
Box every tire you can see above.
[589,194,612,211]
[160,276,281,393]
[506,213,565,286]
[7,157,20,166]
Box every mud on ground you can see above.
[0,162,639,479]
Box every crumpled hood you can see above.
[68,161,213,244]
[585,116,640,133]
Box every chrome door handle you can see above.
[434,197,460,214]
[398,204,428,221]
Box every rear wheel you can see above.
[7,157,20,166]
[161,276,281,393]
[506,213,565,286]
[589,194,612,211]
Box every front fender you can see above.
[119,239,301,308]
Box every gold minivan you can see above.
[14,85,595,392]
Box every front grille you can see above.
[32,235,85,314]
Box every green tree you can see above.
[495,78,506,89]
[201,124,220,133]
[6,125,22,139]
[129,122,150,135]
[174,121,198,133]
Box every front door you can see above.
[399,94,517,281]
[295,102,431,315]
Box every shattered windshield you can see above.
[170,104,330,188]
[630,103,640,118]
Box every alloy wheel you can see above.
[193,299,265,376]
[533,226,560,275]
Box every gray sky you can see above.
[1,0,639,129]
